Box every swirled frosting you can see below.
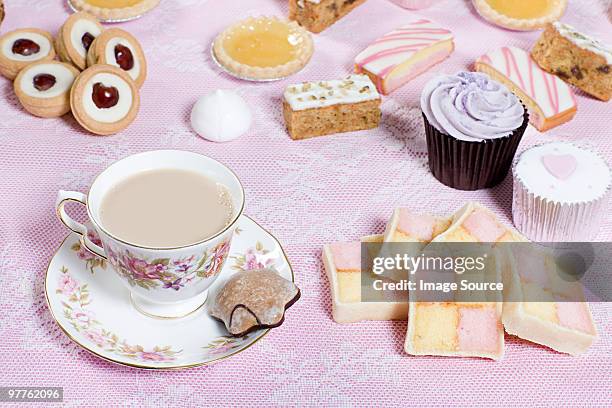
[421,72,524,141]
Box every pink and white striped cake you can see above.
[475,46,577,131]
[355,18,454,95]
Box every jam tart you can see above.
[86,28,147,88]
[472,0,567,31]
[67,0,160,22]
[213,16,314,81]
[71,64,140,135]
[0,28,56,80]
[56,12,104,71]
[14,61,79,118]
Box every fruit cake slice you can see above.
[531,22,612,101]
[322,235,408,323]
[404,202,523,360]
[283,75,381,140]
[289,0,367,33]
[475,46,577,131]
[501,244,597,355]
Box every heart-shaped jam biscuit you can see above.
[87,28,147,88]
[14,61,80,118]
[0,28,56,80]
[67,0,160,22]
[71,64,140,135]
[56,12,104,71]
[541,153,578,180]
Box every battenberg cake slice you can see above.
[323,235,408,323]
[289,0,368,33]
[381,208,451,283]
[531,22,612,101]
[283,75,381,140]
[355,19,454,95]
[501,244,597,355]
[384,208,451,243]
[475,46,577,131]
[405,202,523,360]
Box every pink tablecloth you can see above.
[1,0,611,406]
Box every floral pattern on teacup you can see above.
[106,240,230,291]
[71,230,107,274]
[231,241,277,272]
[56,266,181,362]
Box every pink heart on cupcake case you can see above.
[541,154,577,180]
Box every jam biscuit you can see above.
[71,64,140,135]
[0,28,56,80]
[14,61,79,118]
[87,28,147,88]
[56,12,104,71]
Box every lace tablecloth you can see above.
[1,0,611,406]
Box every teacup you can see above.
[56,150,245,318]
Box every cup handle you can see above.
[56,190,107,260]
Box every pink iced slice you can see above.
[556,302,594,334]
[457,307,500,352]
[463,209,506,242]
[329,242,361,271]
[397,208,436,241]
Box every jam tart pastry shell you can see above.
[212,16,314,81]
[471,0,567,31]
[68,0,160,22]
[86,28,147,88]
[14,61,79,118]
[56,11,104,71]
[70,64,140,136]
[0,28,56,80]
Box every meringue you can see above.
[190,89,252,142]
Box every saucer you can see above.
[45,215,295,369]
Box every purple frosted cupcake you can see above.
[421,71,529,190]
